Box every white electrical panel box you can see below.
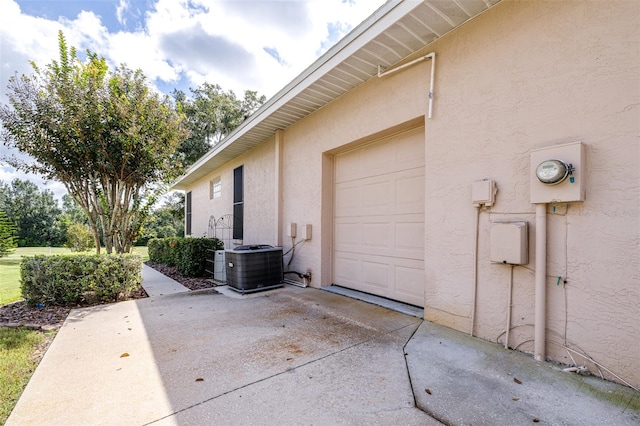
[530,141,585,203]
[287,223,297,238]
[472,179,497,207]
[490,221,529,265]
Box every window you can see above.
[186,191,192,235]
[210,177,221,199]
[233,166,243,240]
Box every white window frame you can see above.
[210,177,221,199]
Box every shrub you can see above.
[20,254,142,306]
[147,237,223,277]
[147,237,166,263]
[65,223,94,252]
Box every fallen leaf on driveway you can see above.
[425,389,432,395]
[120,353,130,358]
[195,378,204,382]
[514,378,522,384]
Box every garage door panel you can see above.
[395,129,425,167]
[334,252,424,306]
[334,219,361,251]
[395,219,424,254]
[360,141,393,174]
[362,181,394,209]
[337,215,423,259]
[361,222,391,249]
[334,126,425,307]
[394,263,425,306]
[396,173,424,208]
[348,169,423,216]
[334,183,361,216]
[334,254,361,287]
[335,129,423,184]
[362,261,390,289]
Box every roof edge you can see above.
[172,0,422,190]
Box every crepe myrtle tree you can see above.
[0,31,189,253]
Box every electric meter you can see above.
[535,159,570,185]
[530,142,585,203]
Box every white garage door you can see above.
[333,126,425,307]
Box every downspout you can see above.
[534,203,547,361]
[378,52,436,119]
[505,264,514,349]
[470,205,480,336]
[274,130,284,246]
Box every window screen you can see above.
[233,166,243,240]
[186,191,192,235]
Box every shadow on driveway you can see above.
[7,285,440,425]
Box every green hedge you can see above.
[148,237,223,277]
[20,254,142,307]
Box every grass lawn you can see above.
[0,248,74,306]
[0,327,54,424]
[0,246,149,306]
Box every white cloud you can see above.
[0,0,386,197]
[116,0,130,27]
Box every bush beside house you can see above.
[148,237,223,277]
[21,254,142,306]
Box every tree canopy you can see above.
[173,83,265,167]
[0,179,64,247]
[0,210,17,257]
[0,32,189,253]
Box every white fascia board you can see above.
[172,0,422,190]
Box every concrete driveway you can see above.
[7,266,639,425]
[8,281,438,425]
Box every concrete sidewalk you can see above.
[7,268,639,425]
[140,265,190,297]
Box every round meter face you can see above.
[536,159,569,185]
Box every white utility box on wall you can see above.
[530,141,585,203]
[472,179,497,207]
[490,221,529,265]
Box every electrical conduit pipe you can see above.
[377,52,435,119]
[535,203,547,361]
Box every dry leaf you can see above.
[120,353,129,358]
[195,378,204,382]
[513,378,522,384]
[533,418,540,423]
[513,397,520,401]
[425,388,432,395]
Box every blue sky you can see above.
[0,0,386,199]
[15,0,141,31]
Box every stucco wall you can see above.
[186,136,276,247]
[422,0,639,387]
[279,63,428,285]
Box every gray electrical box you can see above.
[490,221,529,265]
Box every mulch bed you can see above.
[144,261,216,291]
[0,262,214,330]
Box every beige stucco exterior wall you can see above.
[186,136,276,247]
[185,0,638,388]
[421,0,639,388]
[279,63,428,286]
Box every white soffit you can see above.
[172,0,501,190]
